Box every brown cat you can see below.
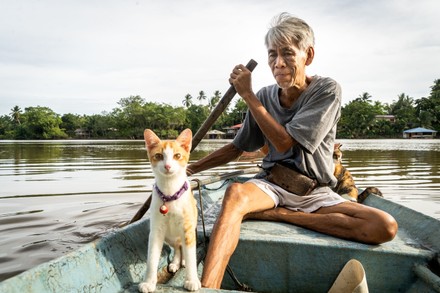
[333,143,383,203]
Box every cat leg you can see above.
[138,228,165,293]
[182,233,201,291]
[167,241,182,273]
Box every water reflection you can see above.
[0,138,439,281]
[1,138,439,203]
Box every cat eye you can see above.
[174,153,181,160]
[154,153,163,160]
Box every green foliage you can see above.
[0,115,14,139]
[61,113,86,137]
[2,80,440,140]
[186,104,209,134]
[10,106,22,125]
[15,106,68,139]
[182,94,193,108]
[388,93,417,132]
[416,79,440,131]
[338,93,385,138]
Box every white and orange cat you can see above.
[139,128,201,292]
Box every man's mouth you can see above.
[275,70,293,78]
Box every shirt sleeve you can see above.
[286,79,341,154]
[232,93,266,152]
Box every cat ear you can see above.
[334,143,341,150]
[176,128,192,152]
[144,129,161,150]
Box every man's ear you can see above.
[305,47,315,66]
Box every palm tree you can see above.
[197,90,206,105]
[10,106,22,125]
[209,90,222,111]
[357,92,372,103]
[182,94,193,108]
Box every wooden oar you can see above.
[191,59,258,152]
[128,59,258,224]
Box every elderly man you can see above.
[187,12,398,289]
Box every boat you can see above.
[1,168,439,292]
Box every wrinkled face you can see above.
[267,42,309,90]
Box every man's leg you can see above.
[201,182,275,288]
[248,201,398,244]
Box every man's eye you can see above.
[283,51,295,58]
[174,153,181,160]
[154,154,163,160]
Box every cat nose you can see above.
[164,164,171,171]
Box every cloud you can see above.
[0,0,439,115]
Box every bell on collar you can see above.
[160,204,168,215]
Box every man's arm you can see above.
[230,65,297,153]
[241,93,295,153]
[187,143,243,175]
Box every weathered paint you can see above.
[223,219,434,292]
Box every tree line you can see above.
[1,80,439,140]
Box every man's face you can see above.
[267,42,308,90]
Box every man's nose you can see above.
[275,56,286,68]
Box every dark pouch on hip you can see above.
[266,163,318,196]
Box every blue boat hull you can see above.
[1,178,439,292]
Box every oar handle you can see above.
[191,59,258,152]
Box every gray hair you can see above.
[265,12,315,52]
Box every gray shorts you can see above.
[248,178,346,213]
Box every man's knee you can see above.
[378,213,398,243]
[223,183,249,213]
[366,210,398,244]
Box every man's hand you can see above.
[229,64,253,100]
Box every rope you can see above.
[192,178,208,246]
[201,178,232,191]
[191,178,254,292]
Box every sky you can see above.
[1,0,439,116]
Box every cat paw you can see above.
[168,263,180,273]
[184,279,201,291]
[138,281,156,292]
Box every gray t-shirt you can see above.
[232,75,341,187]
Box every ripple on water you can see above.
[1,139,439,282]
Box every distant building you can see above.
[205,130,226,139]
[375,115,396,123]
[403,127,437,139]
[74,128,90,138]
[223,123,242,138]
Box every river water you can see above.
[0,139,439,281]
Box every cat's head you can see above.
[333,143,342,164]
[144,128,192,177]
